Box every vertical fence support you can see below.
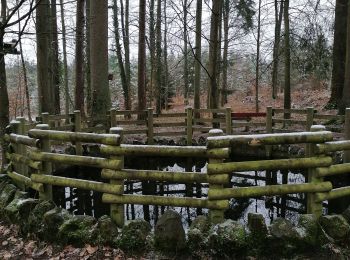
[109,127,124,227]
[74,110,83,155]
[225,107,232,135]
[208,129,227,224]
[344,108,350,163]
[186,107,193,145]
[110,108,117,128]
[36,123,53,200]
[306,125,326,217]
[266,106,273,157]
[306,107,314,131]
[17,117,28,179]
[10,120,25,190]
[147,108,154,145]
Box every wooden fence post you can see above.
[110,108,117,128]
[306,107,314,131]
[41,112,49,125]
[344,108,350,163]
[35,123,52,200]
[266,106,273,157]
[147,108,154,145]
[307,124,326,217]
[186,107,193,145]
[109,127,124,227]
[207,129,228,224]
[225,107,232,135]
[74,110,83,155]
[17,117,28,179]
[10,120,25,190]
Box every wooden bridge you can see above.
[3,107,350,227]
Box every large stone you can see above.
[269,218,299,240]
[91,215,119,246]
[0,184,17,210]
[188,216,211,252]
[42,207,72,242]
[26,200,56,235]
[58,215,96,246]
[248,213,268,238]
[320,215,350,241]
[342,206,350,223]
[207,219,247,258]
[118,219,151,252]
[154,210,186,251]
[294,214,320,247]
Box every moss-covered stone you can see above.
[26,200,56,235]
[248,213,268,238]
[188,216,211,253]
[320,215,350,241]
[154,210,186,252]
[58,215,96,246]
[0,184,17,210]
[91,215,119,246]
[269,218,299,240]
[118,219,151,252]
[294,214,320,247]
[42,207,72,242]
[207,219,247,258]
[342,206,350,223]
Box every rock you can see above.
[0,174,11,183]
[248,213,268,239]
[26,200,56,235]
[176,137,187,146]
[269,218,299,240]
[0,184,17,210]
[320,215,350,241]
[118,219,151,252]
[294,214,320,247]
[91,215,119,246]
[42,207,72,242]
[207,219,247,257]
[58,215,96,246]
[154,210,186,251]
[188,216,210,252]
[342,206,350,223]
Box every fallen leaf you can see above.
[86,244,98,255]
[3,252,12,260]
[79,248,87,257]
[2,240,8,246]
[24,241,37,255]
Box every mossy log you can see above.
[208,156,332,174]
[100,144,230,159]
[29,151,121,170]
[315,186,350,202]
[4,134,41,148]
[315,141,350,154]
[208,182,332,199]
[207,131,333,149]
[31,174,123,194]
[101,169,229,184]
[315,163,350,177]
[8,171,44,192]
[6,152,42,170]
[28,129,120,145]
[102,194,229,209]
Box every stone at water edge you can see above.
[118,219,152,252]
[0,183,17,210]
[154,210,186,251]
[207,219,248,257]
[42,207,73,242]
[319,215,350,241]
[90,215,119,246]
[58,215,96,246]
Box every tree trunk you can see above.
[329,0,347,108]
[138,0,147,112]
[85,0,92,115]
[155,0,162,114]
[340,1,350,113]
[75,0,85,114]
[51,0,60,114]
[208,0,222,109]
[183,0,189,105]
[163,0,169,110]
[59,0,70,116]
[19,38,32,122]
[194,0,202,112]
[283,0,291,119]
[123,0,131,110]
[90,0,110,116]
[255,0,261,113]
[113,0,128,110]
[221,0,229,107]
[149,0,155,108]
[271,0,284,99]
[36,0,53,114]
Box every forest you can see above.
[0,0,347,160]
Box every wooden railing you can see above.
[4,119,350,226]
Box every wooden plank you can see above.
[116,120,146,125]
[154,131,186,136]
[153,122,186,127]
[272,108,308,114]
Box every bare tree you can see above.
[194,0,202,111]
[138,0,147,112]
[283,0,291,119]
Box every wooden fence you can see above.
[4,117,350,226]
